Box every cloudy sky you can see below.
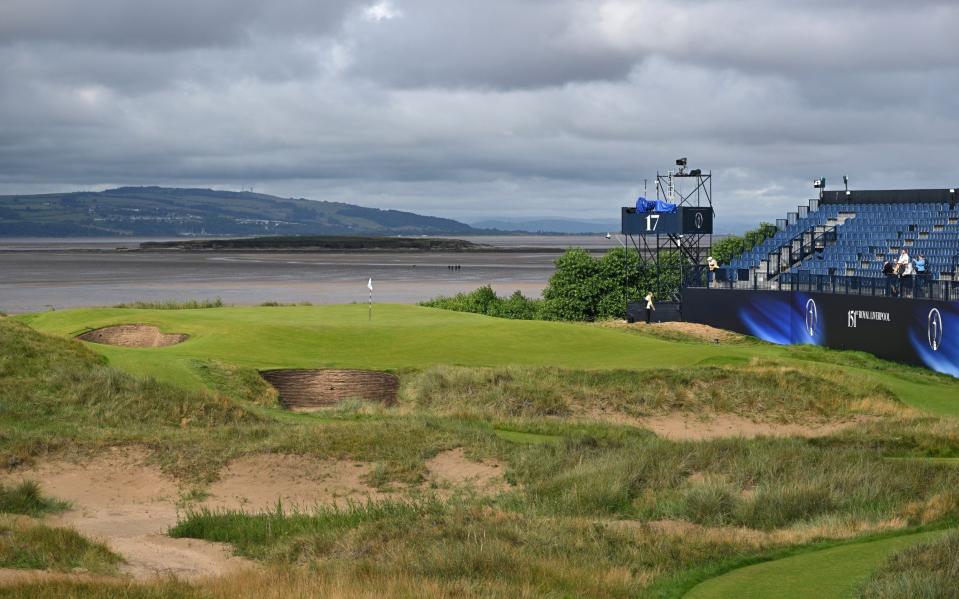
[1,0,957,231]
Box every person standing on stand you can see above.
[915,253,927,297]
[644,291,655,324]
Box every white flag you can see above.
[367,277,373,292]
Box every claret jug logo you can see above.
[694,211,704,230]
[805,299,818,337]
[928,308,943,352]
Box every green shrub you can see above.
[113,298,224,309]
[421,286,544,320]
[0,481,67,516]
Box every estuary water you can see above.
[0,236,614,314]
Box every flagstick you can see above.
[369,286,372,321]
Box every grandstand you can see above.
[721,189,959,291]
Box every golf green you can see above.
[15,304,959,418]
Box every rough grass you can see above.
[401,363,903,422]
[6,311,959,596]
[0,481,68,516]
[112,298,224,310]
[170,499,783,598]
[0,515,120,574]
[858,530,959,599]
[189,359,279,408]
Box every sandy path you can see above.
[639,413,869,440]
[2,447,252,581]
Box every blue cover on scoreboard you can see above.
[635,197,678,213]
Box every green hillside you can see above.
[0,186,477,237]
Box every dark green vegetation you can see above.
[0,186,477,237]
[423,247,683,321]
[711,222,778,266]
[140,235,486,251]
[6,307,959,597]
[112,298,225,310]
[0,481,67,516]
[420,285,545,320]
[858,530,959,598]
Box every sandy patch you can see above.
[651,322,743,343]
[260,369,399,411]
[639,413,868,440]
[77,324,188,348]
[599,320,742,343]
[1,447,253,581]
[426,448,509,494]
[199,454,387,512]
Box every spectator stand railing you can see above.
[693,266,957,302]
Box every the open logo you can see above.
[928,308,943,352]
[805,299,818,338]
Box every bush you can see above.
[420,286,544,320]
[543,247,683,321]
[113,298,224,309]
[712,223,777,265]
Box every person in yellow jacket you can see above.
[644,292,655,324]
[707,256,719,287]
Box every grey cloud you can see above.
[0,0,357,50]
[342,0,640,89]
[0,0,957,231]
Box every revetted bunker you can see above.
[260,369,399,411]
[77,324,188,348]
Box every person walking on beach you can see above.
[644,291,655,324]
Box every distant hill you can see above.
[140,236,487,251]
[0,187,479,237]
[470,217,618,234]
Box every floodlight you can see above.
[676,157,687,167]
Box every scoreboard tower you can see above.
[621,158,714,302]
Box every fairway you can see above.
[17,304,959,417]
[685,529,951,599]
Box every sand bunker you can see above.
[640,413,868,440]
[260,369,399,411]
[426,448,509,494]
[199,454,387,512]
[0,447,253,581]
[77,324,188,348]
